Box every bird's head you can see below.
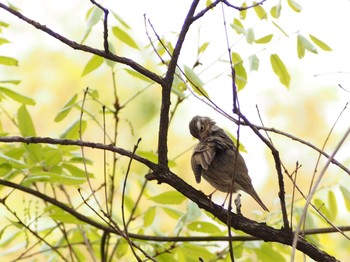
[189,115,216,141]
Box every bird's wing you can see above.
[191,142,216,183]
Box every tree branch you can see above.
[157,0,200,166]
[0,2,163,85]
[0,135,339,261]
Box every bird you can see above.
[189,115,269,212]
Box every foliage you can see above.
[0,0,348,261]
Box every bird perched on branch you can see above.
[189,115,269,212]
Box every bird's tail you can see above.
[249,189,269,212]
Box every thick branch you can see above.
[0,2,163,85]
[0,136,158,170]
[157,0,200,166]
[145,171,338,262]
[0,135,338,261]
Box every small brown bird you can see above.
[189,115,269,211]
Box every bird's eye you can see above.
[200,125,204,131]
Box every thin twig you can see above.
[90,0,109,53]
[121,138,143,262]
[291,125,350,261]
[0,3,163,84]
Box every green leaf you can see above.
[253,2,267,19]
[86,6,102,28]
[42,147,63,168]
[149,191,186,205]
[17,105,36,136]
[162,207,183,220]
[245,28,255,44]
[0,37,10,45]
[81,7,103,43]
[249,54,259,71]
[0,80,20,85]
[81,55,104,76]
[198,42,209,54]
[328,190,337,220]
[231,18,245,34]
[0,21,9,28]
[0,152,27,168]
[309,34,332,51]
[45,206,85,224]
[111,12,131,29]
[143,207,156,227]
[270,54,290,88]
[60,120,87,139]
[54,94,78,122]
[270,4,281,18]
[297,34,318,58]
[0,56,18,66]
[184,65,208,97]
[112,26,139,49]
[187,221,221,234]
[340,186,350,211]
[62,163,94,178]
[124,68,153,83]
[0,163,12,177]
[314,198,331,219]
[255,34,273,44]
[234,62,247,90]
[272,21,289,37]
[240,3,247,19]
[257,243,286,262]
[116,238,129,259]
[23,171,86,186]
[0,86,35,105]
[231,52,242,64]
[287,0,302,12]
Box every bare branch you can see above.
[0,2,163,85]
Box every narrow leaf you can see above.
[60,120,87,139]
[124,68,152,83]
[184,65,208,97]
[340,186,350,211]
[245,28,255,44]
[0,56,18,66]
[0,86,35,105]
[297,34,305,58]
[81,55,104,76]
[270,54,290,87]
[47,206,85,224]
[111,12,131,29]
[249,55,259,71]
[231,18,245,34]
[309,34,332,51]
[143,207,156,227]
[0,80,20,84]
[298,34,318,57]
[54,94,78,122]
[270,5,281,18]
[86,7,102,28]
[0,37,10,45]
[187,221,221,234]
[112,26,139,49]
[235,63,247,90]
[149,191,186,205]
[287,0,302,12]
[255,34,273,44]
[253,2,267,19]
[17,105,36,136]
[328,190,337,220]
[198,42,209,54]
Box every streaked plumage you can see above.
[189,115,269,211]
